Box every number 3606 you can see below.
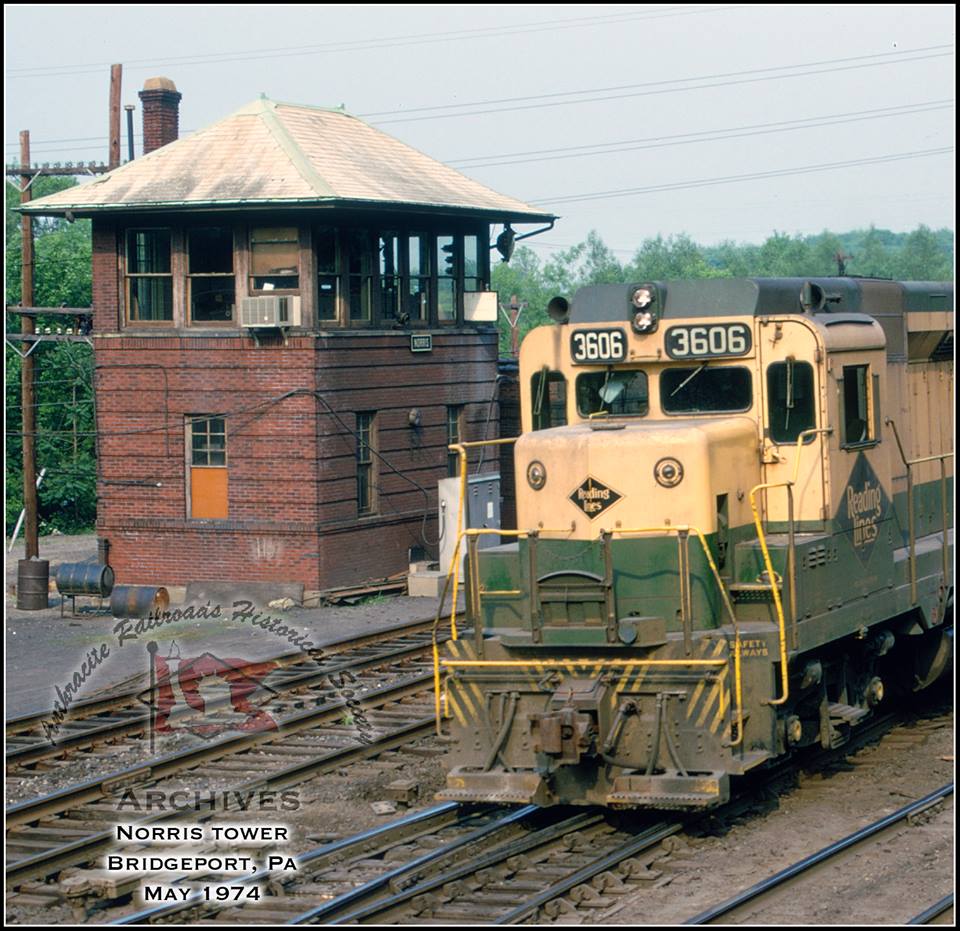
[570,329,626,364]
[665,323,751,359]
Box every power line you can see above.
[368,49,954,124]
[7,6,745,78]
[447,101,955,169]
[361,45,953,119]
[533,148,954,206]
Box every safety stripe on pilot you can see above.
[686,640,726,723]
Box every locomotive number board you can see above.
[664,323,752,360]
[570,328,627,364]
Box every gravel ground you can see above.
[6,532,460,719]
[602,703,954,926]
[6,699,951,926]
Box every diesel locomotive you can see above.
[438,277,953,810]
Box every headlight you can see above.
[527,460,547,490]
[630,283,658,333]
[654,457,684,488]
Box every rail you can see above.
[886,419,953,605]
[434,435,746,746]
[749,427,832,707]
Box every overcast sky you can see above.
[5,4,955,259]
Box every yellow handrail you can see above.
[749,427,832,706]
[431,438,520,732]
[610,525,744,747]
[438,521,746,748]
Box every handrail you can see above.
[749,427,832,707]
[430,437,519,732]
[885,419,953,604]
[611,525,744,748]
[440,522,746,750]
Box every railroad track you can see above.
[6,658,440,890]
[685,783,954,925]
[116,801,685,925]
[909,894,954,925]
[6,618,445,770]
[111,705,952,926]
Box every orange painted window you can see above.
[191,467,228,519]
[189,416,228,519]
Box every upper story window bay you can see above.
[121,221,491,331]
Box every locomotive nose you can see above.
[515,418,759,539]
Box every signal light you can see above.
[441,242,459,278]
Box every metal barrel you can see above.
[55,562,116,598]
[110,585,170,618]
[16,559,50,611]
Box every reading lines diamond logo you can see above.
[569,476,623,519]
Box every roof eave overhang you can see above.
[19,197,556,224]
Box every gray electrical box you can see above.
[438,473,501,582]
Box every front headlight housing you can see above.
[630,283,659,333]
[527,460,547,490]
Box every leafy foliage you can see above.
[6,178,95,535]
[493,225,953,353]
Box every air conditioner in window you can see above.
[240,295,301,328]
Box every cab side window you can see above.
[531,370,567,430]
[840,364,876,447]
[767,360,816,443]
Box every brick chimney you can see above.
[138,76,181,154]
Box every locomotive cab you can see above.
[439,278,953,810]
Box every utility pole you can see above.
[109,64,122,170]
[499,294,527,359]
[20,130,38,560]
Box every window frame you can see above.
[124,227,174,326]
[660,364,753,416]
[575,368,649,419]
[248,226,301,295]
[531,369,568,430]
[766,359,818,445]
[356,411,378,516]
[315,225,341,326]
[185,415,228,520]
[839,363,879,450]
[186,226,236,327]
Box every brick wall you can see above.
[95,336,323,588]
[92,221,119,333]
[139,87,181,154]
[93,331,501,591]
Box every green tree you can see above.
[849,225,891,278]
[896,225,952,280]
[6,177,96,535]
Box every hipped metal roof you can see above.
[21,96,554,222]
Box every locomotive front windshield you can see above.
[661,365,752,414]
[576,369,649,417]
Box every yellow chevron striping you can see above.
[696,683,720,729]
[447,692,467,726]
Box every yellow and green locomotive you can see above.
[438,277,953,810]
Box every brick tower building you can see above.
[24,79,553,592]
